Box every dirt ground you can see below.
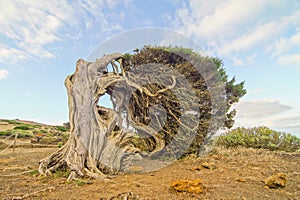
[0,145,299,200]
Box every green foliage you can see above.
[62,133,69,139]
[14,125,33,130]
[121,46,247,156]
[53,169,70,178]
[29,169,39,176]
[1,119,23,125]
[140,46,247,129]
[123,53,132,59]
[0,120,69,144]
[74,180,86,186]
[215,126,300,152]
[54,126,68,132]
[0,131,9,136]
[0,129,32,138]
[18,132,34,138]
[57,141,63,148]
[40,129,48,134]
[66,179,86,186]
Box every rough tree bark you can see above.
[38,47,224,180]
[39,54,140,180]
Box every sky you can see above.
[0,0,299,137]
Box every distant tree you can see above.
[39,46,246,180]
[63,122,70,129]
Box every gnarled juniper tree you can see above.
[38,47,246,180]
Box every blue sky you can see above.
[0,0,299,137]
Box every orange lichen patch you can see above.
[170,179,204,194]
[264,173,287,189]
[34,133,45,137]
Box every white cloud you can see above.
[264,114,300,136]
[0,69,9,80]
[172,0,300,66]
[219,21,282,56]
[231,53,257,66]
[0,1,63,59]
[105,0,132,9]
[234,99,300,136]
[278,54,300,67]
[174,0,275,40]
[235,99,292,118]
[266,28,300,57]
[0,46,29,64]
[0,0,128,64]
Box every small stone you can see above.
[237,177,246,183]
[264,173,287,189]
[12,197,23,200]
[26,166,32,170]
[110,191,140,200]
[202,162,214,169]
[191,166,201,171]
[286,192,293,196]
[133,182,141,187]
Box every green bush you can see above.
[29,170,39,176]
[14,125,33,130]
[1,119,23,125]
[54,126,68,132]
[40,129,48,134]
[0,130,14,136]
[62,133,69,140]
[53,168,70,178]
[215,126,300,152]
[18,132,33,138]
[57,141,63,148]
[0,131,9,136]
[0,129,32,138]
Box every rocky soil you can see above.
[0,146,299,199]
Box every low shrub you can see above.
[0,131,9,136]
[0,130,14,136]
[53,168,70,178]
[1,119,23,125]
[54,126,68,132]
[14,125,33,130]
[215,126,300,152]
[40,129,48,134]
[17,131,33,138]
[0,129,33,138]
[57,141,63,148]
[29,170,39,176]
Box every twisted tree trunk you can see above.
[39,54,142,180]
